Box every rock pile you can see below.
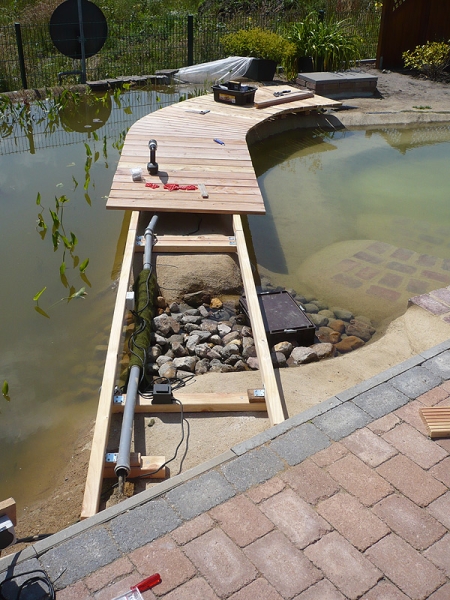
[145,286,376,379]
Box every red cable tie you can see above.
[145,182,160,189]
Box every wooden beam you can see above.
[112,392,266,413]
[81,211,140,520]
[0,498,16,526]
[232,214,285,426]
[141,234,237,253]
[103,454,167,479]
[420,406,450,438]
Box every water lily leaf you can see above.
[84,142,92,156]
[33,286,47,302]
[79,258,89,273]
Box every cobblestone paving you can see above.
[1,340,450,600]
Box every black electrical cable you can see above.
[0,568,55,600]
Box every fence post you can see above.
[14,23,28,90]
[187,14,194,66]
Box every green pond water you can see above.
[2,92,450,521]
[250,123,450,326]
[0,88,186,515]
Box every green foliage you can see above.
[286,11,361,71]
[403,41,450,81]
[220,27,297,75]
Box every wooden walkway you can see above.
[82,84,340,519]
[107,84,340,214]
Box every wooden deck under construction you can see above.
[107,84,340,214]
[81,84,341,519]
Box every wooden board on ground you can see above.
[0,498,16,526]
[103,454,167,479]
[420,406,450,438]
[112,392,267,413]
[254,87,314,108]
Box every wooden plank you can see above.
[81,211,140,520]
[112,392,266,413]
[103,455,167,479]
[232,214,285,426]
[136,234,237,253]
[0,497,16,526]
[255,90,315,109]
[420,406,450,438]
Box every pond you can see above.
[249,123,450,329]
[0,87,188,514]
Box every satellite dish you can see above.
[49,0,107,60]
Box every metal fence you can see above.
[0,7,381,93]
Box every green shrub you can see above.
[403,41,450,80]
[220,27,297,77]
[286,12,361,71]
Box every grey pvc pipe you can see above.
[114,215,158,479]
[144,215,158,270]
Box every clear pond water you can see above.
[249,124,450,326]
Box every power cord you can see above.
[0,568,55,600]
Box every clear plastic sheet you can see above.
[174,56,253,84]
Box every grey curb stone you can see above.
[423,350,450,380]
[109,498,181,553]
[0,545,37,573]
[165,471,235,521]
[221,446,285,492]
[40,527,121,589]
[0,557,44,599]
[390,366,442,399]
[231,396,341,456]
[336,355,424,402]
[269,422,330,465]
[313,402,372,441]
[420,339,450,360]
[352,382,409,419]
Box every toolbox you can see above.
[212,84,257,105]
[239,290,316,347]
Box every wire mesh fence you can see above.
[0,6,381,93]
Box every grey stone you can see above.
[109,499,181,553]
[222,331,241,345]
[270,422,331,465]
[313,402,372,441]
[186,334,200,351]
[0,558,45,596]
[308,313,329,327]
[247,356,259,370]
[172,341,188,357]
[331,307,354,321]
[423,350,450,380]
[159,361,177,379]
[272,351,287,367]
[195,358,210,374]
[221,446,285,492]
[40,527,120,588]
[173,356,197,372]
[310,342,335,359]
[194,342,211,358]
[181,314,202,325]
[352,382,409,418]
[290,347,319,365]
[166,471,235,520]
[201,319,219,334]
[390,366,442,398]
[220,343,240,359]
[304,303,319,313]
[274,341,293,356]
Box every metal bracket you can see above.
[253,389,265,398]
[228,236,236,246]
[136,235,144,246]
[113,395,125,406]
[105,452,118,463]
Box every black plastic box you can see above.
[212,85,257,105]
[239,291,316,347]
